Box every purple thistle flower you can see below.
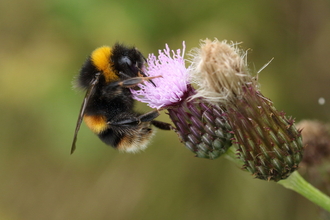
[131,42,232,159]
[131,43,189,109]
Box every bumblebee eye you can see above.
[119,56,132,67]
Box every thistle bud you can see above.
[189,39,303,181]
[227,87,303,181]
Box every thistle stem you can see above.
[278,171,330,212]
[224,146,330,212]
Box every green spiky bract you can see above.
[227,86,303,181]
[168,85,233,159]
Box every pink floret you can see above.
[131,42,189,109]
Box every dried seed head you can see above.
[189,39,257,104]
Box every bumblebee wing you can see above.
[71,73,101,154]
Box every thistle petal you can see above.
[131,43,189,109]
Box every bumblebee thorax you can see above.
[91,46,119,83]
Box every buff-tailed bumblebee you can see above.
[71,43,172,154]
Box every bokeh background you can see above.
[1,0,329,219]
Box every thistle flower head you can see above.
[189,39,257,104]
[131,43,189,109]
[131,42,233,159]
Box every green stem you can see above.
[278,171,330,212]
[224,146,330,212]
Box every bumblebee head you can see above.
[111,43,145,78]
[76,44,146,89]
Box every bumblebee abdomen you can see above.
[98,122,155,153]
[117,125,154,153]
[83,114,108,134]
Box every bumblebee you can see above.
[71,43,171,154]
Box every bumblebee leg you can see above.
[108,117,140,127]
[109,110,160,127]
[103,75,160,97]
[107,111,157,127]
[139,110,160,122]
[151,120,173,130]
[139,111,173,130]
[116,75,161,88]
[136,71,157,87]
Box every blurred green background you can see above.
[0,0,329,219]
